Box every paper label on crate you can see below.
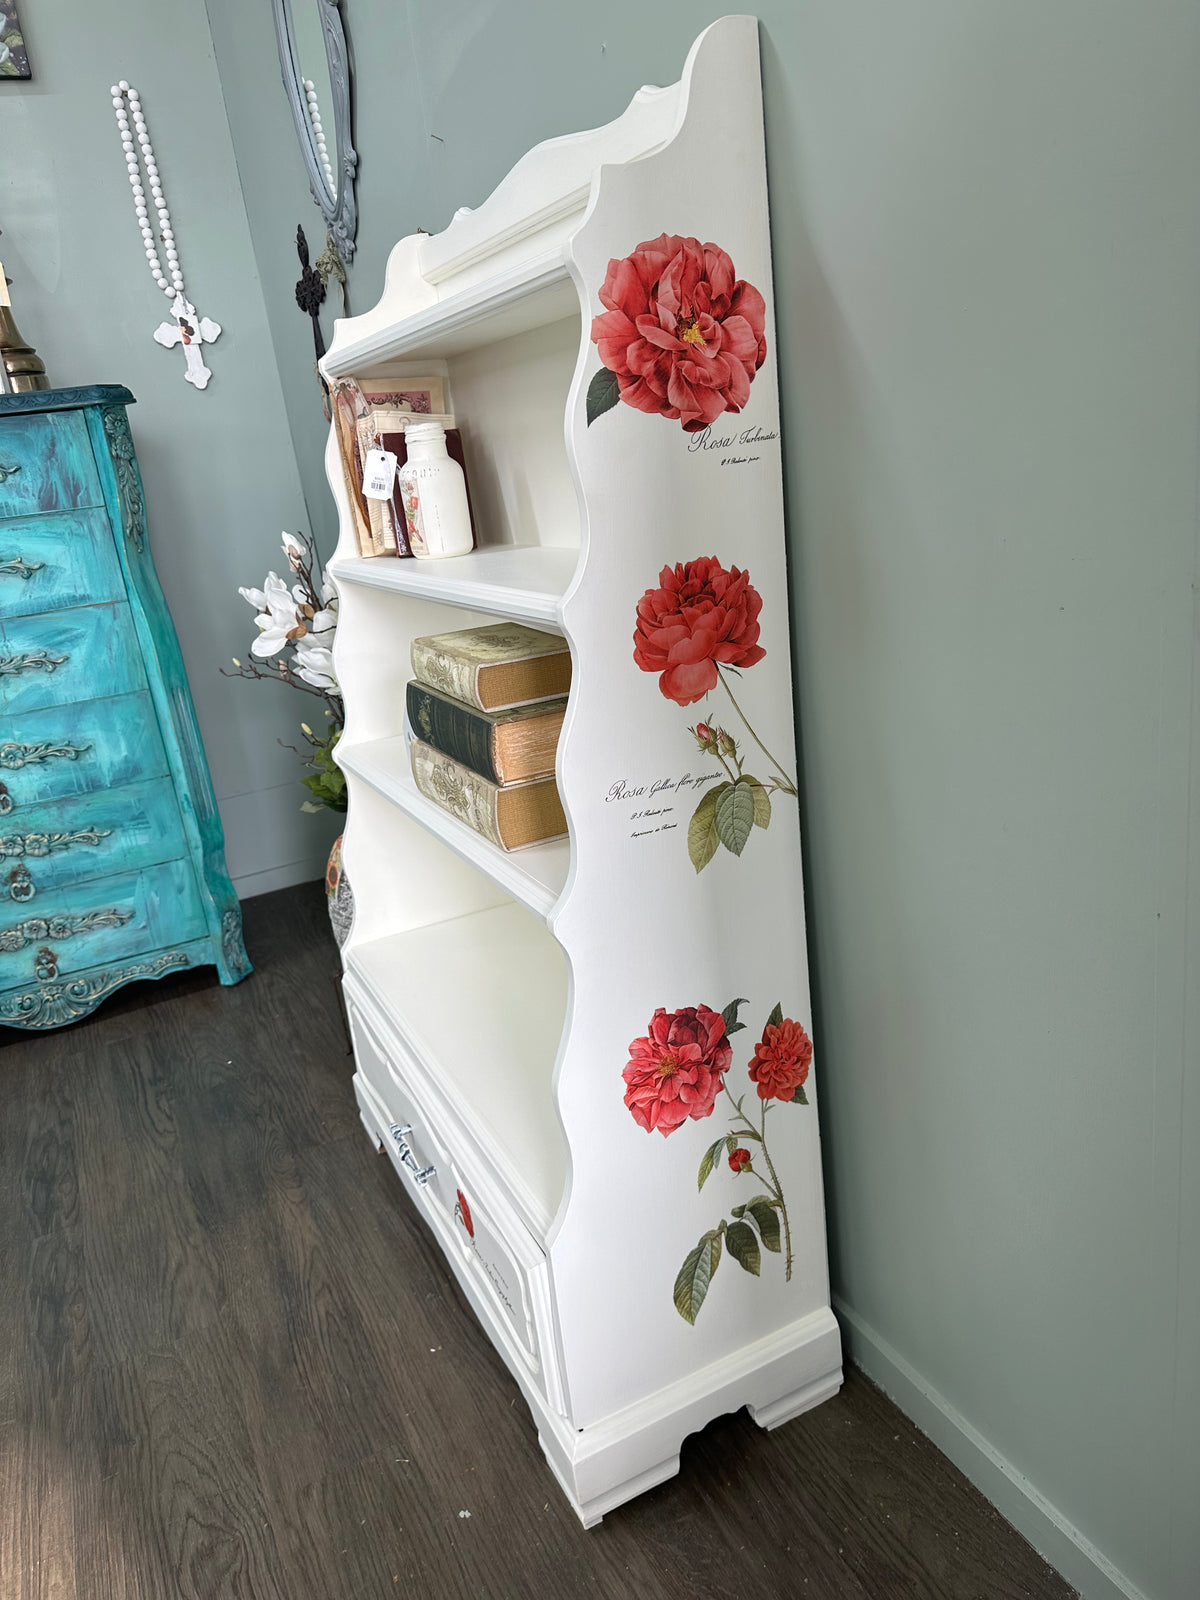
[361,448,397,500]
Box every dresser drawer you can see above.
[0,934,214,1030]
[347,991,547,1377]
[0,601,147,716]
[0,412,104,519]
[0,691,170,814]
[0,776,189,904]
[0,509,125,619]
[0,857,206,989]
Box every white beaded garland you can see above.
[302,77,337,194]
[111,82,185,299]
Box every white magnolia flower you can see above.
[281,531,306,573]
[246,572,304,658]
[237,581,269,611]
[292,638,338,690]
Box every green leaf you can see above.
[586,366,621,425]
[688,784,726,873]
[745,777,772,829]
[673,1229,723,1323]
[697,1137,727,1191]
[724,1220,761,1276]
[791,1085,809,1106]
[722,997,749,1036]
[766,1001,784,1031]
[714,779,756,856]
[744,1196,782,1252]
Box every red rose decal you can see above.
[748,1016,813,1102]
[633,556,765,705]
[623,1004,732,1136]
[455,1189,474,1239]
[591,234,767,431]
[728,1147,752,1173]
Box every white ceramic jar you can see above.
[397,422,473,559]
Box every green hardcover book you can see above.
[410,622,571,711]
[406,681,567,786]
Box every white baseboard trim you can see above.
[834,1297,1148,1600]
[233,859,326,899]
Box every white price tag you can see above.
[361,448,397,501]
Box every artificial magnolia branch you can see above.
[224,530,346,812]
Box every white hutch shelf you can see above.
[322,14,841,1525]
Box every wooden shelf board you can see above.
[349,902,568,1237]
[322,251,578,372]
[338,735,569,921]
[330,545,575,629]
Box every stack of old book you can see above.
[407,622,571,851]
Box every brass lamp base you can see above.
[0,305,50,393]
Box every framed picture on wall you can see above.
[0,2,30,79]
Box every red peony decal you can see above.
[624,997,814,1324]
[588,234,767,431]
[749,1014,813,1103]
[622,1004,732,1137]
[633,557,765,707]
[631,556,799,871]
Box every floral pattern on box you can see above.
[586,235,767,431]
[623,997,812,1323]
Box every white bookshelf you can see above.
[337,736,569,919]
[323,15,840,1527]
[349,903,568,1236]
[330,545,574,628]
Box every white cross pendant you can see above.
[153,292,221,390]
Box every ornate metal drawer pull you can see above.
[0,556,45,581]
[0,462,21,483]
[0,907,133,952]
[0,739,91,769]
[8,864,34,902]
[34,946,58,981]
[0,651,68,678]
[0,783,11,817]
[0,826,112,859]
[387,1122,436,1185]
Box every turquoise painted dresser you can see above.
[0,384,249,1028]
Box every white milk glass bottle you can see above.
[397,422,473,559]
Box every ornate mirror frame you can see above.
[272,0,358,262]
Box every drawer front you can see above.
[0,601,147,716]
[0,857,206,989]
[0,691,170,813]
[0,935,213,1030]
[347,994,544,1369]
[0,776,189,903]
[0,412,104,519]
[0,509,126,619]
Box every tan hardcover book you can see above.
[410,739,567,851]
[410,623,571,712]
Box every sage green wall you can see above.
[204,5,1199,1598]
[1,0,339,897]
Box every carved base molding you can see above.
[0,950,190,1029]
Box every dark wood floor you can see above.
[0,882,1076,1600]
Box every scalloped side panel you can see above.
[548,13,837,1428]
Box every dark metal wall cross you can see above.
[294,223,327,365]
